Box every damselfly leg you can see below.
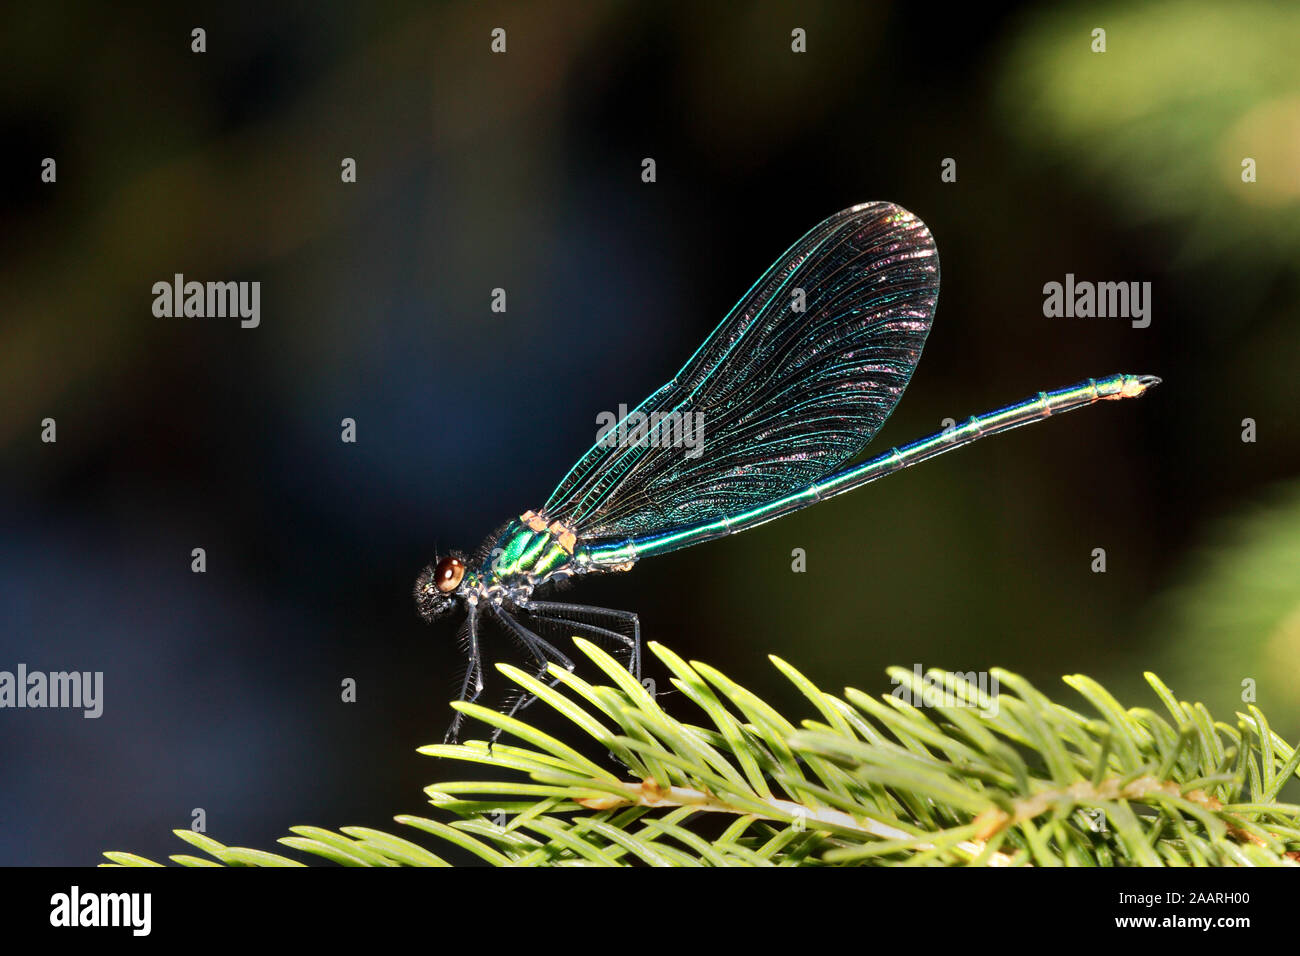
[524,602,641,680]
[444,603,484,743]
[484,605,576,742]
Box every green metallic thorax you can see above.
[481,519,576,584]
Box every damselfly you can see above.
[416,202,1158,741]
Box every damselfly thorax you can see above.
[420,516,586,606]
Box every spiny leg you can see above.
[525,611,641,684]
[525,612,630,663]
[524,601,641,680]
[445,603,484,744]
[492,603,574,673]
[522,604,650,774]
[487,605,575,742]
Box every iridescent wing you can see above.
[543,202,939,540]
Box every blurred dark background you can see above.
[3,1,1299,865]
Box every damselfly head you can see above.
[414,553,468,621]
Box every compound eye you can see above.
[434,556,466,593]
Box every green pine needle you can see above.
[102,640,1300,867]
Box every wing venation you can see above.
[543,202,940,540]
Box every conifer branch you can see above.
[103,639,1300,867]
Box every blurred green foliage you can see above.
[1131,480,1300,736]
[997,1,1300,737]
[999,0,1300,268]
